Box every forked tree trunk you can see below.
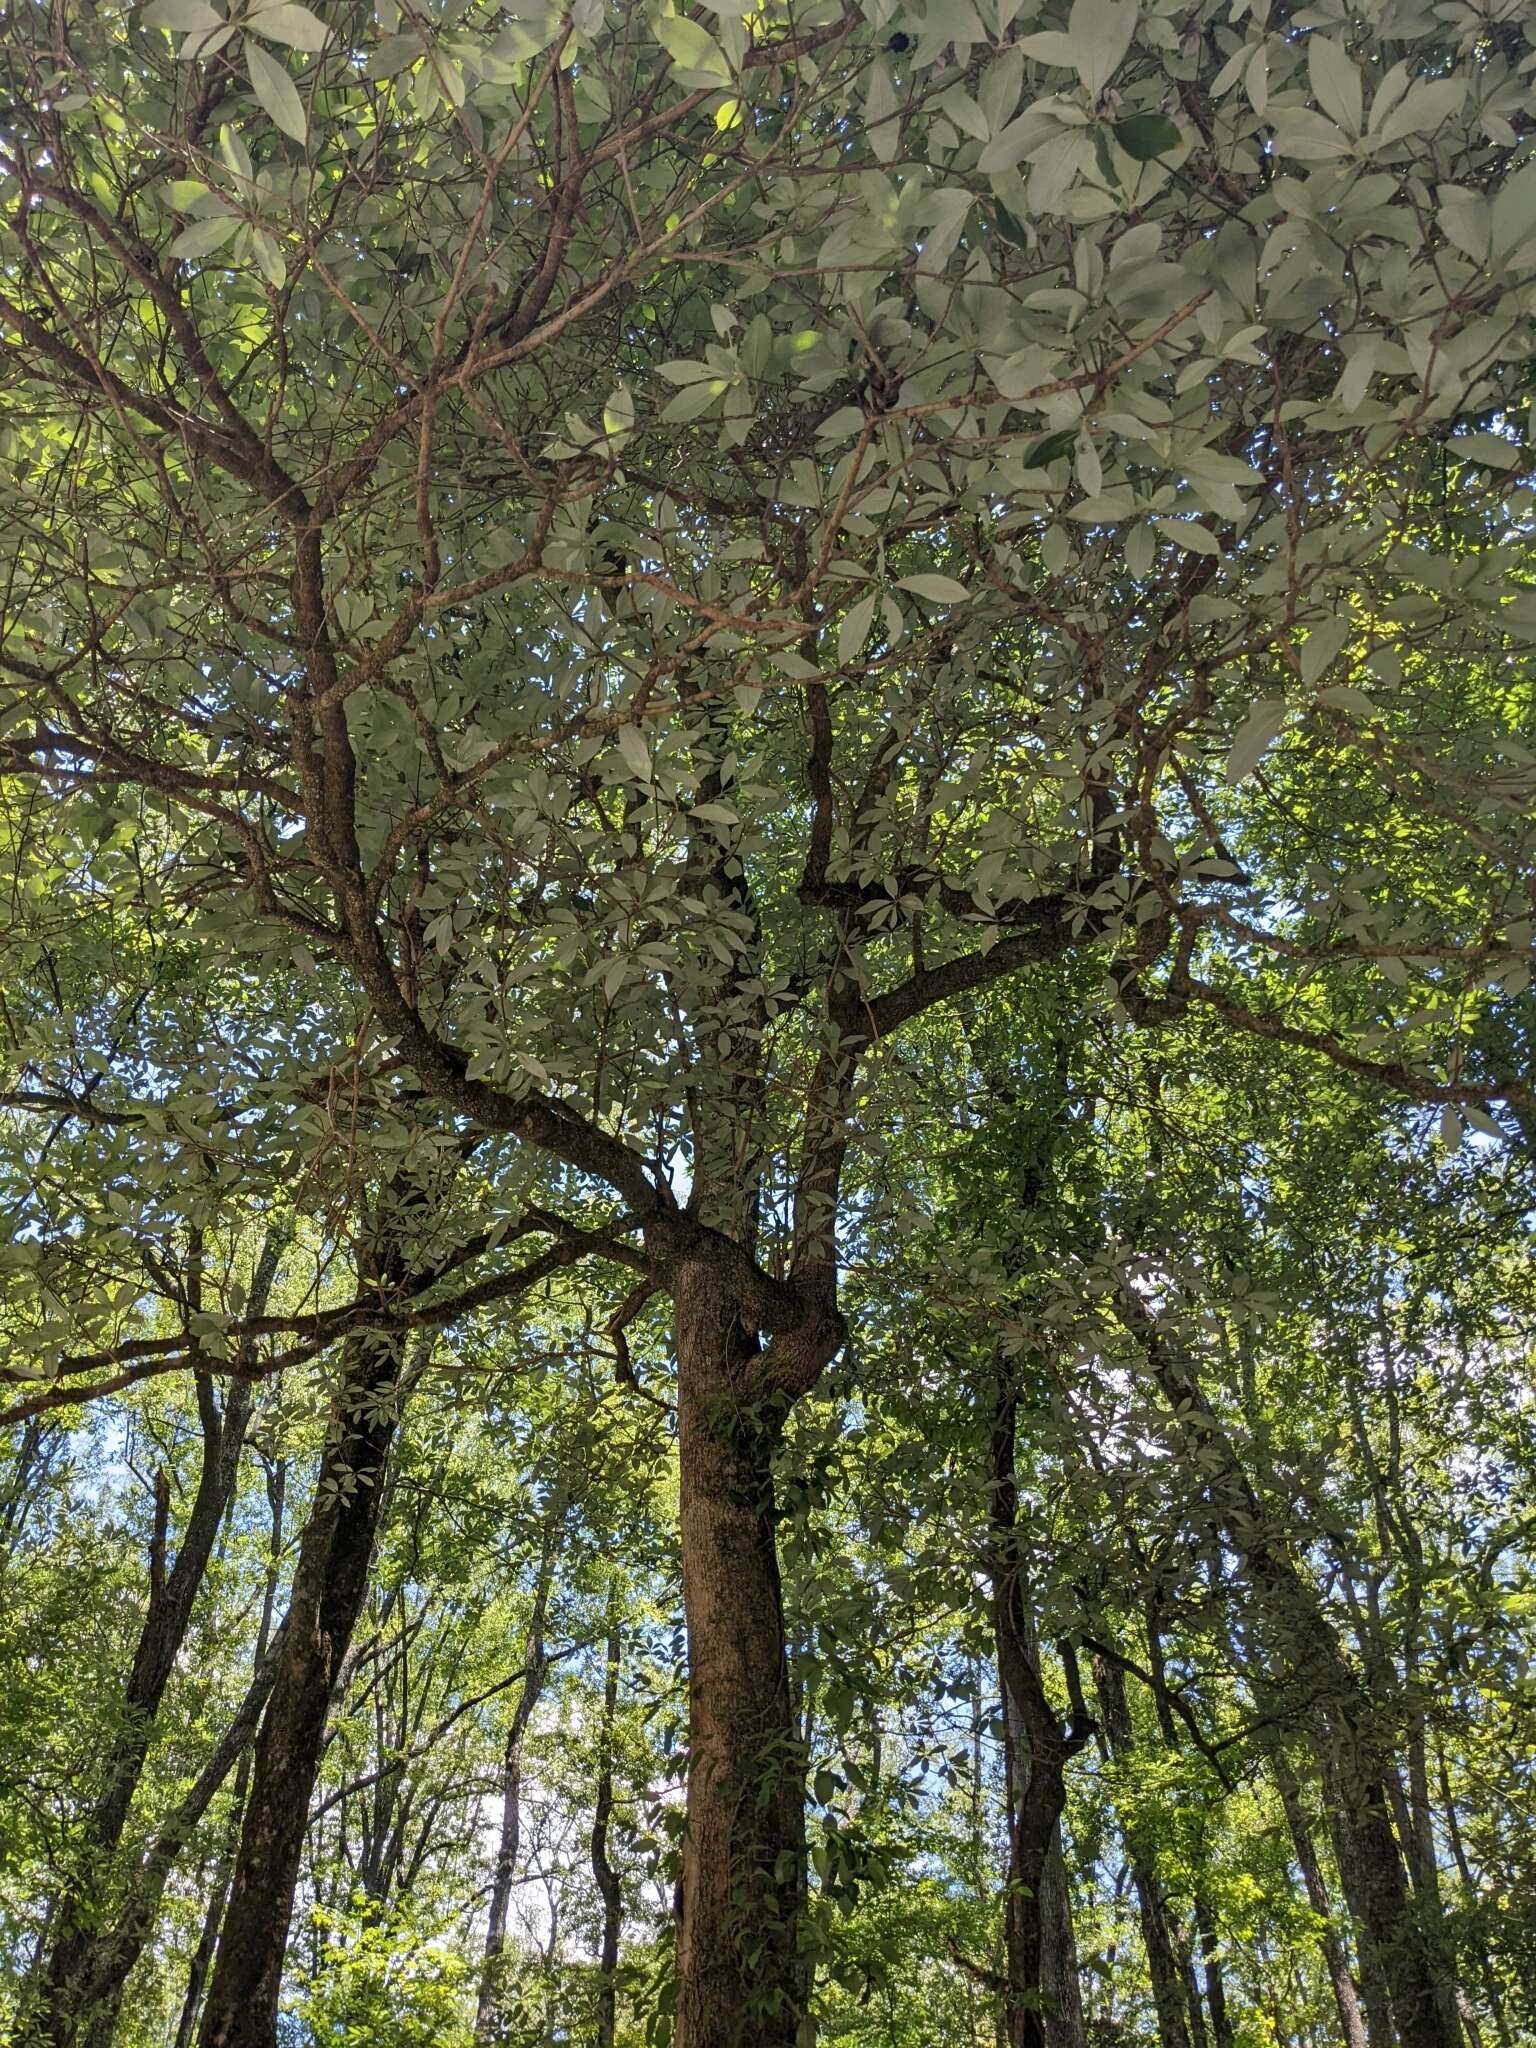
[672,1262,808,2048]
[196,1305,407,2048]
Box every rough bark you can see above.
[990,1378,1092,2048]
[672,1260,812,2048]
[195,1291,407,2048]
[474,1497,563,2044]
[21,1233,281,2048]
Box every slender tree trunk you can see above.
[1275,1754,1372,2048]
[475,1498,563,2044]
[1090,1648,1193,2048]
[672,1262,808,2048]
[21,1233,281,2048]
[1124,1298,1456,2048]
[1438,1757,1512,2048]
[1195,1902,1234,2048]
[173,1457,289,2048]
[990,1377,1090,2048]
[196,1286,407,2048]
[591,1607,624,2048]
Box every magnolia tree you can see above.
[2,0,1534,2039]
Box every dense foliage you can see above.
[0,0,1533,2042]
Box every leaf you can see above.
[1060,0,1136,97]
[654,14,731,86]
[660,380,723,424]
[1113,113,1180,162]
[1438,1104,1463,1153]
[837,592,877,666]
[1306,35,1362,136]
[1153,517,1221,558]
[615,723,652,783]
[249,228,285,287]
[245,1,331,50]
[169,213,242,259]
[142,0,224,30]
[1300,616,1350,686]
[1020,429,1076,469]
[602,384,635,444]
[1371,77,1463,145]
[218,123,253,181]
[245,38,308,141]
[897,574,971,605]
[366,31,422,77]
[1225,698,1287,783]
[1269,109,1349,161]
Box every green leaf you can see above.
[615,723,652,783]
[245,1,331,50]
[837,592,877,666]
[142,0,224,31]
[1225,698,1287,783]
[244,38,308,143]
[898,574,970,605]
[1300,616,1350,687]
[654,14,731,86]
[661,381,724,424]
[1153,518,1221,558]
[1020,430,1077,469]
[169,214,242,259]
[218,123,253,181]
[1112,114,1181,162]
[1306,35,1361,135]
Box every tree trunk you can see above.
[592,1608,624,2048]
[990,1377,1090,2048]
[195,1299,406,2048]
[475,1496,563,2044]
[22,1233,281,2048]
[1275,1754,1371,2048]
[1195,1902,1234,2048]
[1124,1297,1456,2048]
[672,1262,808,2048]
[1090,1649,1193,2048]
[172,1456,289,2048]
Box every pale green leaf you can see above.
[1306,36,1361,136]
[898,574,971,605]
[142,0,224,31]
[169,213,242,259]
[615,723,652,782]
[244,38,308,142]
[1300,616,1350,686]
[245,1,331,50]
[838,592,877,666]
[654,14,730,85]
[1225,698,1287,783]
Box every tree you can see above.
[3,0,1535,2039]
